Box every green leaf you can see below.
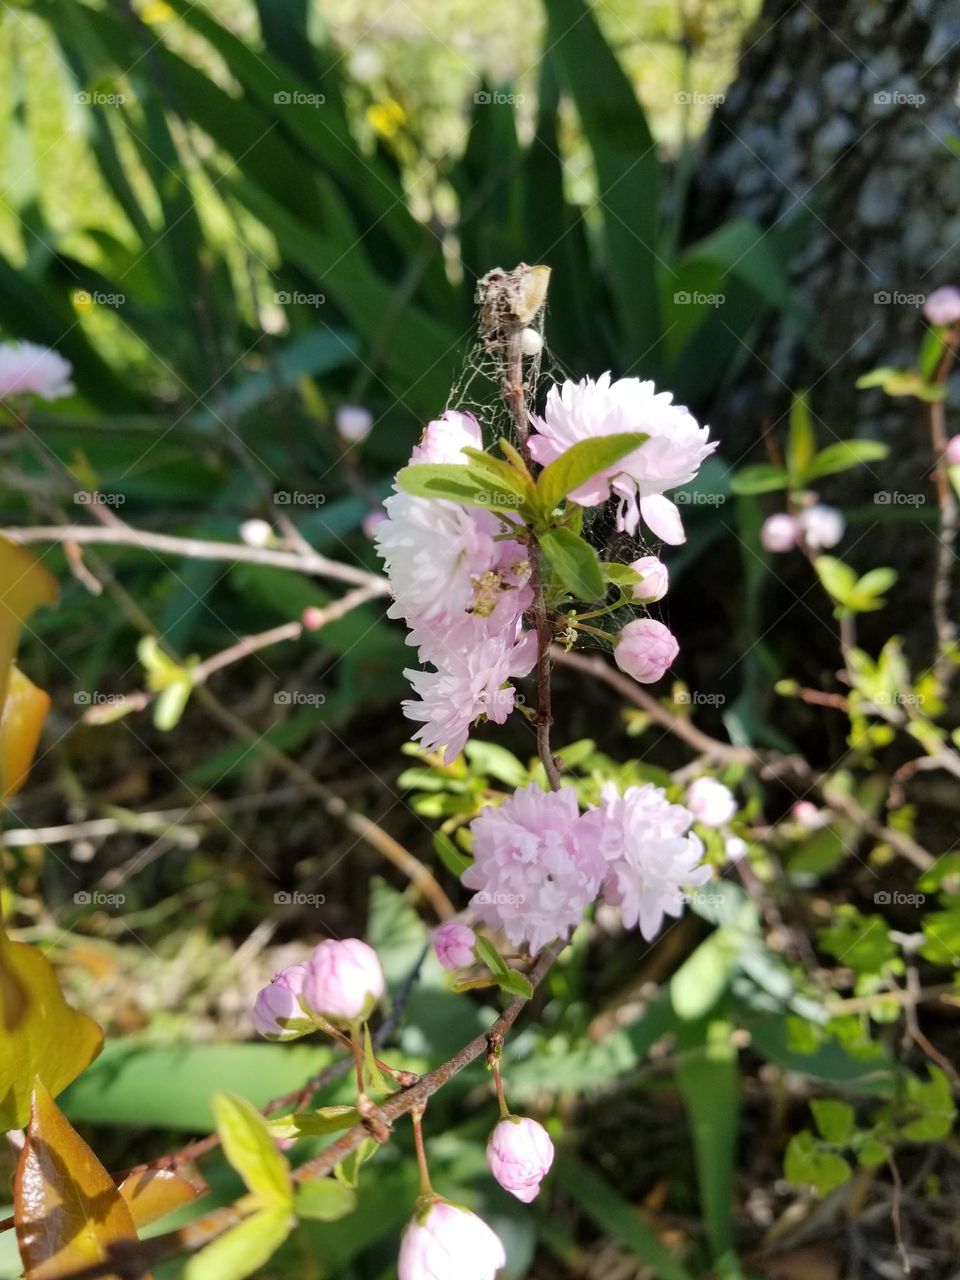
[786,392,817,482]
[433,831,472,876]
[536,432,648,512]
[294,1178,358,1221]
[495,968,534,999]
[395,463,527,514]
[784,1131,852,1197]
[814,556,859,607]
[184,1206,293,1280]
[729,464,790,495]
[212,1092,293,1208]
[461,447,533,498]
[804,440,889,481]
[539,528,605,601]
[266,1106,360,1140]
[154,676,193,731]
[474,934,510,977]
[810,1099,856,1144]
[899,1066,956,1141]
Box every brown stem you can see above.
[928,331,959,688]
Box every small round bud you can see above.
[252,962,310,1039]
[362,507,387,539]
[303,938,384,1024]
[798,503,844,549]
[486,1116,555,1203]
[945,435,960,466]
[724,835,748,862]
[301,606,326,631]
[519,327,543,356]
[686,776,737,828]
[336,404,373,443]
[614,619,678,685]
[924,286,960,327]
[240,518,273,548]
[792,799,825,829]
[760,513,799,553]
[628,554,668,602]
[433,921,476,970]
[398,1202,505,1280]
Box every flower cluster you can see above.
[760,503,845,554]
[375,411,534,762]
[253,937,384,1037]
[0,341,74,402]
[460,779,710,951]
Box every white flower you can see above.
[628,555,668,602]
[685,776,737,828]
[336,404,373,443]
[528,373,716,543]
[403,628,537,764]
[239,518,273,548]
[410,409,483,465]
[798,504,844,549]
[0,342,73,401]
[589,782,710,940]
[760,513,799,553]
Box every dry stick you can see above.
[48,945,557,1280]
[927,329,959,689]
[1,524,389,595]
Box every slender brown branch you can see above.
[927,330,959,688]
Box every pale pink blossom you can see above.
[303,938,384,1024]
[760,513,799,553]
[462,783,605,953]
[252,962,311,1039]
[434,921,476,970]
[486,1117,554,1203]
[410,409,483,465]
[797,504,844,549]
[724,835,748,862]
[924,287,960,327]
[397,1201,505,1280]
[362,507,387,539]
[0,341,73,401]
[791,799,826,829]
[588,782,710,940]
[614,619,678,684]
[628,555,668,602]
[528,373,716,543]
[685,777,737,828]
[403,627,537,764]
[945,435,960,466]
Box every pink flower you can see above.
[434,921,476,970]
[760,513,799,553]
[362,507,387,539]
[486,1117,554,1203]
[252,962,311,1039]
[402,627,537,764]
[462,784,605,953]
[303,939,384,1024]
[336,404,373,443]
[628,555,668,602]
[398,1201,505,1280]
[791,799,826,830]
[614,619,678,684]
[685,777,737,828]
[0,341,74,401]
[797,504,844,549]
[410,409,483,464]
[924,287,960,327]
[588,783,709,940]
[528,374,716,543]
[945,435,960,466]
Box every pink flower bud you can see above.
[614,619,678,684]
[945,435,960,466]
[486,1116,555,1203]
[797,504,844,550]
[628,555,668,602]
[685,776,737,828]
[362,507,387,539]
[434,921,476,970]
[301,606,326,630]
[398,1200,505,1280]
[791,799,825,829]
[760,513,799,553]
[303,938,384,1024]
[252,962,310,1039]
[924,286,960,327]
